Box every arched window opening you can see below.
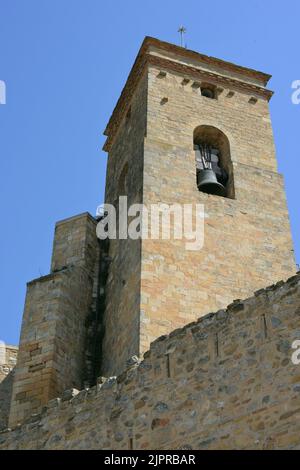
[193,126,235,199]
[201,83,217,100]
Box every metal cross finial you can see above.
[178,26,187,48]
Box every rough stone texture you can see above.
[100,71,147,377]
[50,212,98,273]
[102,38,296,375]
[8,213,99,428]
[1,274,300,450]
[1,37,298,447]
[0,345,18,430]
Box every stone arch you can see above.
[193,125,235,199]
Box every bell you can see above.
[197,169,226,197]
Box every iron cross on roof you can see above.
[178,26,187,48]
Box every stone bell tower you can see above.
[7,38,296,429]
[101,37,296,376]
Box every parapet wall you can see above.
[1,273,300,450]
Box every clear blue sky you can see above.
[0,0,299,345]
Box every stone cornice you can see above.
[147,54,274,99]
[103,37,273,152]
[142,37,272,86]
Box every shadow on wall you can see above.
[0,369,15,430]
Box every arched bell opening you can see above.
[193,125,235,199]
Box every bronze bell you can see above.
[197,169,226,197]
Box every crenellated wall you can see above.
[1,273,300,450]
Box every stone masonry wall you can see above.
[139,58,295,355]
[1,273,300,450]
[101,72,148,377]
[0,345,18,430]
[101,40,296,376]
[8,213,99,428]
